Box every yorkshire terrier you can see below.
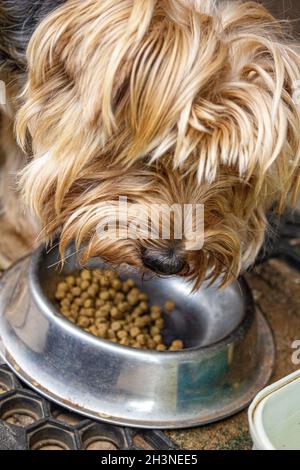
[0,0,300,287]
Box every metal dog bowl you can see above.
[0,245,275,429]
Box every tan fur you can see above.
[3,0,300,286]
[0,77,38,247]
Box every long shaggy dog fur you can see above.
[1,0,300,287]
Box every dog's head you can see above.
[16,0,300,287]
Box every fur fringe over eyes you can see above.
[15,0,300,287]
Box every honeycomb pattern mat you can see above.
[0,362,177,450]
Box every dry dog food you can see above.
[55,268,184,351]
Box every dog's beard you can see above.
[20,160,267,288]
[15,0,300,287]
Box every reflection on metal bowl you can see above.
[0,245,275,428]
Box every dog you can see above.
[0,0,300,288]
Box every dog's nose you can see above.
[142,249,186,275]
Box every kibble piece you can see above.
[70,314,79,323]
[117,330,128,340]
[85,308,95,318]
[153,334,163,344]
[165,300,175,312]
[111,321,122,332]
[147,339,156,349]
[127,278,135,288]
[169,339,184,350]
[107,329,116,339]
[87,285,99,297]
[110,307,123,319]
[150,311,161,321]
[107,287,115,296]
[100,276,110,287]
[89,326,98,336]
[136,334,146,345]
[95,309,109,319]
[150,326,160,336]
[65,276,76,287]
[100,291,110,301]
[95,299,105,308]
[81,270,92,281]
[111,279,122,290]
[97,324,109,338]
[143,333,151,342]
[122,282,130,294]
[71,287,81,297]
[128,287,140,296]
[55,291,66,300]
[81,291,89,301]
[81,280,90,290]
[118,302,129,313]
[127,294,139,306]
[131,307,143,318]
[155,318,164,329]
[134,317,145,328]
[138,293,148,302]
[61,298,70,308]
[115,292,125,302]
[142,315,152,326]
[83,299,94,308]
[128,326,140,338]
[70,310,79,320]
[100,305,110,315]
[74,297,84,307]
[156,344,167,351]
[70,304,79,313]
[104,269,115,279]
[151,305,161,315]
[139,301,148,312]
[95,318,107,328]
[57,282,68,292]
[60,306,70,316]
[119,337,130,346]
[78,316,91,328]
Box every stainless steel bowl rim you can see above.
[0,246,275,428]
